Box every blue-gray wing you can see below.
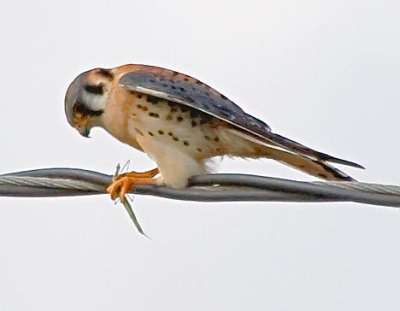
[118,67,272,136]
[118,66,363,168]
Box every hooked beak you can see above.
[78,126,91,138]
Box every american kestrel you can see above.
[64,64,363,201]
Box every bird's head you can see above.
[64,68,114,137]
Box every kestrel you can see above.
[64,64,363,201]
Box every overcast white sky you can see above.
[0,0,399,310]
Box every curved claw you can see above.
[107,176,130,202]
[107,168,159,202]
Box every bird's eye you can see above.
[84,83,104,95]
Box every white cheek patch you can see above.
[82,91,108,112]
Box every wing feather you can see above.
[118,65,363,169]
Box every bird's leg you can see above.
[119,168,159,179]
[107,168,159,202]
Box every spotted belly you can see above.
[126,92,229,159]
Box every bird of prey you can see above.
[64,64,363,201]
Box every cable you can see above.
[1,167,400,235]
[0,168,399,206]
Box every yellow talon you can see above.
[107,168,159,202]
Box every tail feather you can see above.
[264,147,356,181]
[223,128,360,181]
[268,133,364,169]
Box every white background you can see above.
[0,0,399,310]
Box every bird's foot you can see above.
[107,168,159,202]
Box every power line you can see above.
[1,168,399,235]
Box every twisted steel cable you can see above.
[1,167,399,235]
[1,168,400,205]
